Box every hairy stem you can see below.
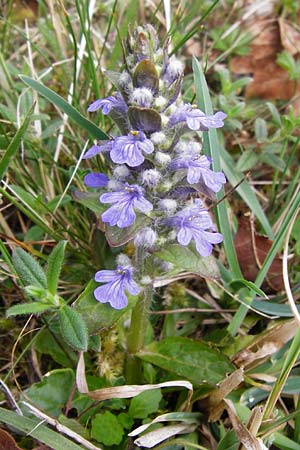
[126,282,153,384]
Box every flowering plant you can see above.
[84,25,226,314]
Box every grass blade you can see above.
[0,104,33,179]
[19,75,108,141]
[0,407,88,450]
[192,57,242,278]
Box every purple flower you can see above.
[169,104,226,131]
[165,200,223,257]
[84,172,109,188]
[88,92,128,114]
[83,132,154,167]
[94,265,140,309]
[170,154,226,192]
[111,131,154,167]
[83,141,113,159]
[100,183,153,228]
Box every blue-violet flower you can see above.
[166,201,223,257]
[88,92,128,114]
[100,183,153,228]
[94,265,139,309]
[170,104,226,131]
[110,131,154,167]
[84,172,109,188]
[170,154,226,192]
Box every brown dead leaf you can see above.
[230,18,298,100]
[234,216,284,292]
[225,399,262,450]
[233,319,297,368]
[208,369,244,421]
[0,429,23,450]
[279,18,300,55]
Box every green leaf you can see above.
[106,214,152,247]
[217,430,239,450]
[71,190,106,215]
[25,369,75,417]
[138,337,235,385]
[47,241,67,295]
[59,305,88,351]
[236,150,259,172]
[91,411,124,446]
[6,302,53,317]
[74,280,137,335]
[274,432,300,450]
[229,279,268,298]
[34,328,77,367]
[128,389,162,419]
[254,117,268,142]
[155,244,220,279]
[12,247,47,288]
[0,407,85,450]
[19,75,108,140]
[0,104,33,179]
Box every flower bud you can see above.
[155,152,171,166]
[134,227,157,249]
[119,71,132,88]
[107,179,123,191]
[116,253,132,267]
[150,132,167,146]
[113,165,131,181]
[130,87,153,108]
[158,199,177,214]
[140,169,161,187]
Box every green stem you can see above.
[126,283,153,384]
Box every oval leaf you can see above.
[13,247,47,288]
[59,305,88,351]
[155,244,220,279]
[74,280,137,335]
[105,214,152,247]
[128,106,161,133]
[71,190,106,215]
[6,302,54,317]
[47,241,67,295]
[133,59,159,94]
[138,337,235,385]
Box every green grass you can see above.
[1,1,300,449]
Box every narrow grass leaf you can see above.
[0,104,33,179]
[19,75,108,140]
[47,240,67,295]
[59,305,88,351]
[13,247,47,288]
[192,57,242,277]
[0,407,85,450]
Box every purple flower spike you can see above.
[88,92,128,114]
[170,104,226,131]
[111,131,154,167]
[170,154,226,192]
[94,265,140,309]
[100,183,153,228]
[166,201,223,257]
[83,141,113,159]
[84,172,109,188]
